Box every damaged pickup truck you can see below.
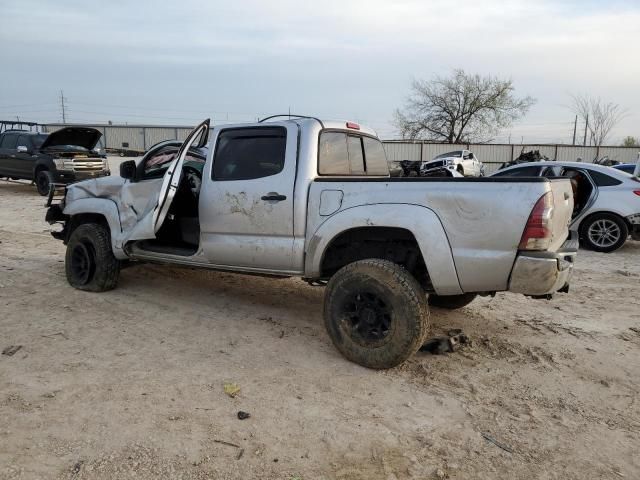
[46,117,577,369]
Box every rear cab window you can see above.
[318,131,389,176]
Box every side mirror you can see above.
[17,145,29,153]
[119,160,137,181]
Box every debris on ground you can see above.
[71,461,83,475]
[435,467,447,479]
[237,410,251,420]
[420,329,469,354]
[41,331,68,340]
[213,439,244,460]
[481,432,514,453]
[223,383,241,398]
[2,345,22,356]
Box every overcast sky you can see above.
[1,0,638,143]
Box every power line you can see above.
[60,90,67,124]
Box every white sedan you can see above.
[492,161,640,252]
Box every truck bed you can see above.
[307,176,574,294]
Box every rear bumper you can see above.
[53,169,110,183]
[508,231,578,296]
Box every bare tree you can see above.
[394,69,535,143]
[570,94,626,147]
[621,135,638,147]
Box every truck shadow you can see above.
[0,180,37,196]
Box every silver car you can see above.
[492,161,640,252]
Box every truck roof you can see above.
[259,116,378,137]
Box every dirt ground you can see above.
[1,179,639,480]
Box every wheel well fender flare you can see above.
[63,198,126,259]
[305,204,463,295]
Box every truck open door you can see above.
[122,119,209,243]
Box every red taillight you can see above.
[519,192,554,251]
[346,122,360,130]
[634,190,640,196]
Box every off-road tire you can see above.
[429,293,477,309]
[579,212,628,253]
[323,259,430,369]
[65,223,120,291]
[35,170,53,196]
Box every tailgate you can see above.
[547,178,574,251]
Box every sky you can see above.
[1,0,638,143]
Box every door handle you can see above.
[261,193,287,201]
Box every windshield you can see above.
[435,151,463,159]
[32,134,48,149]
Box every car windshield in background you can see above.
[32,134,48,148]
[435,151,462,159]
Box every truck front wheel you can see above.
[323,259,430,369]
[65,223,120,292]
[35,170,53,196]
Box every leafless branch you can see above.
[394,69,535,143]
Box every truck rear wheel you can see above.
[323,259,430,369]
[65,223,120,292]
[429,293,477,309]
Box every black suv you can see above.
[0,126,110,195]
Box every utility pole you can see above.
[572,115,577,145]
[582,113,588,146]
[60,90,67,123]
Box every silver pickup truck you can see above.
[45,116,577,369]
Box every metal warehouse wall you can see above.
[383,141,640,174]
[42,124,638,173]
[43,124,193,151]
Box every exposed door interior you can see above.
[129,120,209,256]
[560,167,594,218]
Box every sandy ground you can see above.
[1,178,639,480]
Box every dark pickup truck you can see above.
[0,127,110,195]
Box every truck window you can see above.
[319,132,389,176]
[362,137,389,175]
[347,135,365,174]
[17,136,30,149]
[319,132,349,175]
[0,134,18,149]
[213,127,286,181]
